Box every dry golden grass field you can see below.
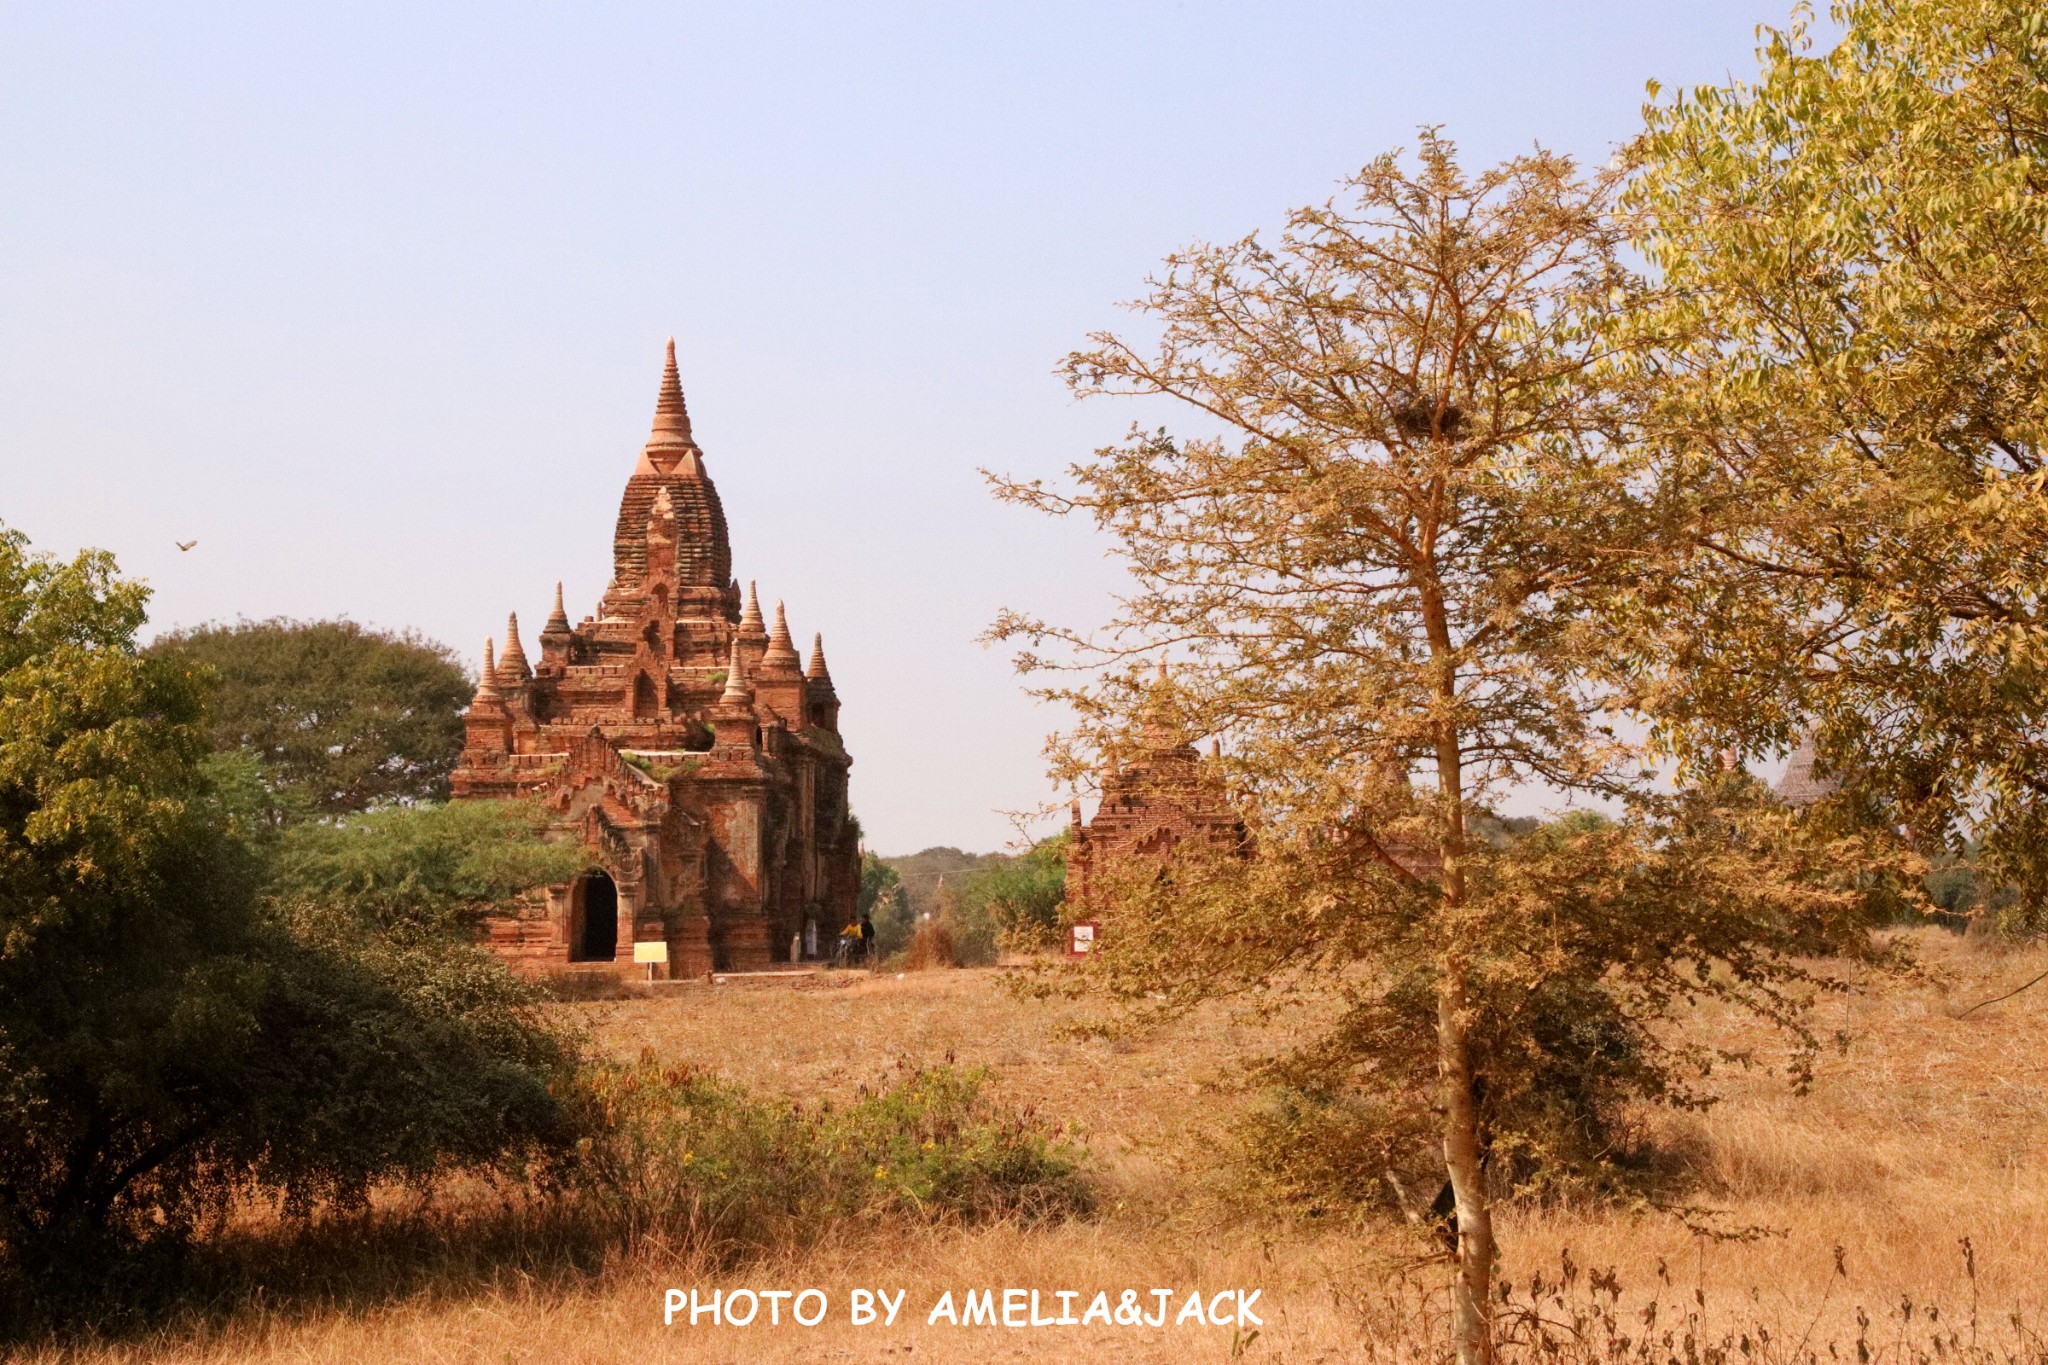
[27,928,2048,1365]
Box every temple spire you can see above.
[740,581,767,640]
[498,612,531,682]
[544,582,571,635]
[764,599,802,672]
[1140,659,1180,747]
[806,632,833,685]
[633,337,702,477]
[720,636,752,705]
[475,638,500,700]
[651,338,694,445]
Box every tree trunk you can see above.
[1438,965,1496,1365]
[1421,567,1494,1365]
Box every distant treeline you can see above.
[859,839,1069,963]
[879,847,1011,919]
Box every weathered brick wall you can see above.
[1069,739,1243,914]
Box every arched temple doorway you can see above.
[569,870,620,962]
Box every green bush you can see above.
[859,851,914,957]
[824,1065,1090,1222]
[956,832,1069,953]
[557,1056,1090,1259]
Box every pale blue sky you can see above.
[1,1,1786,852]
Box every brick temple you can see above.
[451,340,859,978]
[1067,666,1242,911]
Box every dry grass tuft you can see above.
[905,918,959,971]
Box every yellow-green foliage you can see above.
[557,1056,1089,1259]
[1623,0,2048,922]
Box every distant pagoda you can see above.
[1775,735,1839,808]
[1067,666,1242,912]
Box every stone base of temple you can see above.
[669,913,716,977]
[718,917,773,971]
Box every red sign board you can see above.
[1066,920,1099,959]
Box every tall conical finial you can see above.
[476,638,500,700]
[544,582,570,634]
[498,612,531,681]
[720,636,752,705]
[806,632,833,685]
[764,599,801,671]
[645,337,696,456]
[740,581,767,637]
[1140,658,1179,745]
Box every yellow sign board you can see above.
[632,941,669,964]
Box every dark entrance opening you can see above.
[570,871,619,962]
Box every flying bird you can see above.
[176,540,198,551]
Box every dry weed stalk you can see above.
[1328,1241,2046,1365]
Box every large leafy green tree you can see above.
[1623,0,2048,921]
[148,618,472,815]
[0,527,578,1311]
[0,526,267,1274]
[956,832,1068,952]
[989,139,1896,1364]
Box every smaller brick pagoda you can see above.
[1067,666,1242,911]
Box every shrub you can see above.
[554,1062,816,1255]
[906,918,959,970]
[929,875,998,966]
[556,1056,1089,1259]
[822,1065,1091,1223]
[1237,1086,1435,1218]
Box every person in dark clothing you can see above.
[1431,1076,1491,1252]
[858,912,876,965]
